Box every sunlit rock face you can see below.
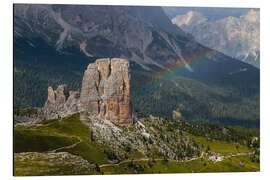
[80,58,133,125]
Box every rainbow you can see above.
[133,47,218,94]
[151,41,241,82]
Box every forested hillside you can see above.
[14,37,95,107]
[131,69,259,128]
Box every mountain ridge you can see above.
[171,9,260,68]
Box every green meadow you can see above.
[14,114,259,176]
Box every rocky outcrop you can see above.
[46,85,70,106]
[172,11,207,27]
[172,110,182,120]
[14,108,46,125]
[80,58,133,125]
[15,85,81,124]
[43,85,80,119]
[41,58,134,125]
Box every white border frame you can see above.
[1,0,270,179]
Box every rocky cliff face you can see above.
[15,85,80,124]
[172,11,207,27]
[80,58,133,125]
[41,58,134,125]
[43,84,80,119]
[171,9,260,68]
[13,4,193,71]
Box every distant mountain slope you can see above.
[163,7,254,21]
[14,4,189,70]
[170,9,260,68]
[131,74,259,128]
[14,4,259,127]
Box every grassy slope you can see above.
[188,135,250,155]
[14,130,78,153]
[14,114,145,175]
[15,114,114,164]
[14,114,259,175]
[101,156,259,174]
[14,152,99,176]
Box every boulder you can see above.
[172,110,182,120]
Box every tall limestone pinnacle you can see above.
[80,58,134,125]
[42,58,134,125]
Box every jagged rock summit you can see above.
[80,58,134,126]
[43,85,80,119]
[42,58,134,125]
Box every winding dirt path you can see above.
[47,136,82,153]
[100,158,162,168]
[99,152,205,168]
[99,151,253,168]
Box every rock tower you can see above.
[80,58,133,125]
[44,85,80,118]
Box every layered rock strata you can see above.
[80,58,133,125]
